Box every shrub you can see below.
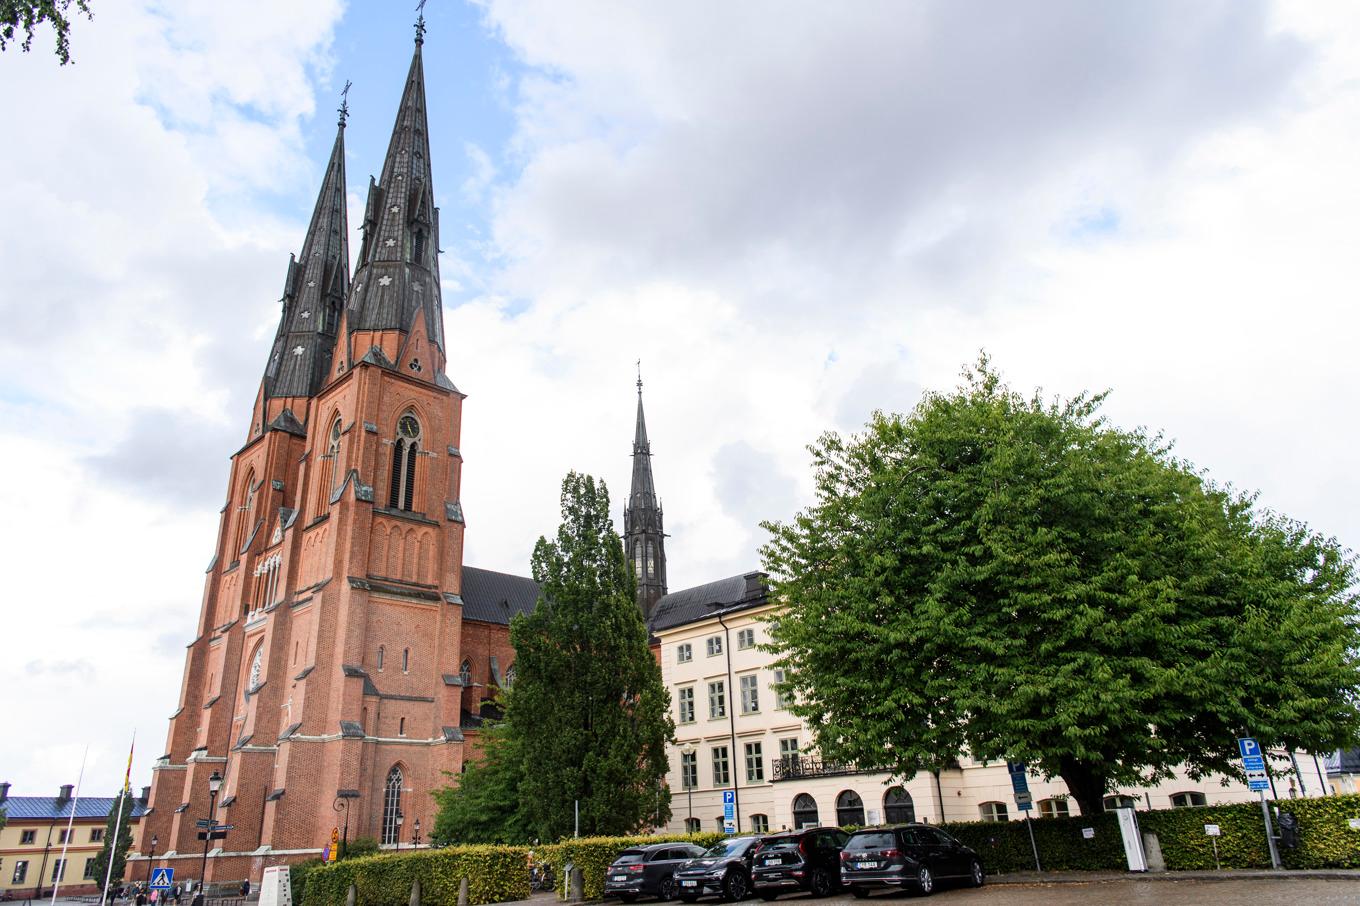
[290,858,323,905]
[941,813,1125,873]
[304,845,531,906]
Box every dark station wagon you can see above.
[672,835,762,902]
[605,843,709,902]
[751,827,849,899]
[839,825,985,897]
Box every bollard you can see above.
[569,867,584,902]
[410,875,422,906]
[346,881,357,906]
[457,876,469,906]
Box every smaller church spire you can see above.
[626,366,666,618]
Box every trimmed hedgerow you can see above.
[941,812,1125,873]
[303,845,531,906]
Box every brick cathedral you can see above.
[137,29,543,884]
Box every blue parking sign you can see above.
[1238,738,1262,759]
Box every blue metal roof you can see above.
[0,795,148,821]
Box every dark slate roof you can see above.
[647,572,770,633]
[460,566,540,624]
[0,795,148,821]
[1327,749,1360,774]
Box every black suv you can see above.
[672,835,762,902]
[605,842,709,902]
[839,825,984,897]
[751,827,849,899]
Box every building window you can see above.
[745,741,764,782]
[399,717,406,736]
[234,469,257,555]
[504,664,516,688]
[684,817,701,833]
[459,658,471,686]
[751,813,769,833]
[59,829,71,844]
[83,857,98,879]
[51,858,66,882]
[737,628,755,649]
[381,765,404,845]
[779,737,799,766]
[646,541,656,578]
[772,668,789,709]
[706,636,722,657]
[634,542,644,580]
[708,681,726,719]
[739,674,759,713]
[402,648,410,673]
[792,793,819,829]
[1171,792,1207,808]
[676,643,692,664]
[249,552,282,619]
[11,861,28,884]
[979,801,1009,822]
[836,790,866,827]
[712,746,730,786]
[884,786,915,823]
[677,687,695,724]
[681,750,698,790]
[378,646,385,671]
[716,816,725,831]
[318,416,342,515]
[1103,795,1139,812]
[389,413,422,511]
[21,829,36,844]
[244,644,264,701]
[1039,798,1070,818]
[89,828,104,842]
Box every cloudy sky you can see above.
[1,0,1357,796]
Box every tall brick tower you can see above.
[140,26,473,884]
[624,373,667,618]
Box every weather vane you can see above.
[338,80,352,127]
[637,359,643,393]
[415,0,428,43]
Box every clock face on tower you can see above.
[398,415,420,439]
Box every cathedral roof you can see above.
[460,565,540,624]
[648,571,769,633]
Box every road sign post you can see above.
[150,867,175,890]
[1240,737,1282,870]
[722,789,736,833]
[1007,762,1041,872]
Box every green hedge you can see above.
[298,794,1360,903]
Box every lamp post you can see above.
[333,796,353,860]
[681,744,695,833]
[412,818,422,850]
[147,835,159,884]
[198,770,223,893]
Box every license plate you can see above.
[611,875,626,882]
[762,858,779,866]
[766,873,783,880]
[681,881,697,887]
[855,862,878,870]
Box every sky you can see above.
[1,0,1357,797]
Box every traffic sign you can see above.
[722,790,736,805]
[1238,738,1262,759]
[1242,755,1266,772]
[197,830,229,840]
[196,819,214,828]
[150,868,174,890]
[1014,791,1034,811]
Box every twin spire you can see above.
[262,21,443,401]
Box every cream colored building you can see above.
[648,575,1326,833]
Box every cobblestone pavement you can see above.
[790,877,1360,904]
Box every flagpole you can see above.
[101,730,136,906]
[50,746,88,904]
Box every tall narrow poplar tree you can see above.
[87,790,135,888]
[509,472,674,839]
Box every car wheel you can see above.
[914,867,933,897]
[851,888,870,899]
[722,869,750,902]
[659,877,677,901]
[809,868,833,898]
[969,860,984,888]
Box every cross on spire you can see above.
[637,359,643,394]
[338,80,352,128]
[415,0,428,44]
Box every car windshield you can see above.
[704,837,756,858]
[847,833,895,849]
[613,851,645,864]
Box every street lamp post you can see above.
[147,835,159,884]
[412,818,422,850]
[681,744,695,833]
[333,796,354,860]
[198,770,223,894]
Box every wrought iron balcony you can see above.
[772,754,865,782]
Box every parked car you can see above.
[751,827,849,899]
[672,835,762,902]
[839,825,984,897]
[605,842,709,902]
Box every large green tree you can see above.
[508,472,674,839]
[0,0,91,64]
[431,720,530,844]
[87,790,135,890]
[762,357,1360,818]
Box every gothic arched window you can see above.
[244,644,264,703]
[646,541,656,578]
[381,766,404,845]
[318,417,342,515]
[234,469,257,556]
[633,542,644,580]
[459,658,472,687]
[504,664,516,688]
[388,413,421,511]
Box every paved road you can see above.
[774,877,1360,904]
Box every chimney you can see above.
[58,783,74,803]
[0,781,10,802]
[141,786,152,804]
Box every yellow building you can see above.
[0,782,148,899]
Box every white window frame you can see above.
[681,750,698,790]
[772,668,789,710]
[737,627,755,649]
[708,680,726,719]
[1039,797,1070,819]
[712,746,730,786]
[706,635,723,657]
[744,741,764,782]
[676,643,692,664]
[980,801,1008,822]
[739,674,760,714]
[677,686,695,724]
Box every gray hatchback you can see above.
[839,825,984,897]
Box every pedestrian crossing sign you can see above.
[151,867,175,889]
